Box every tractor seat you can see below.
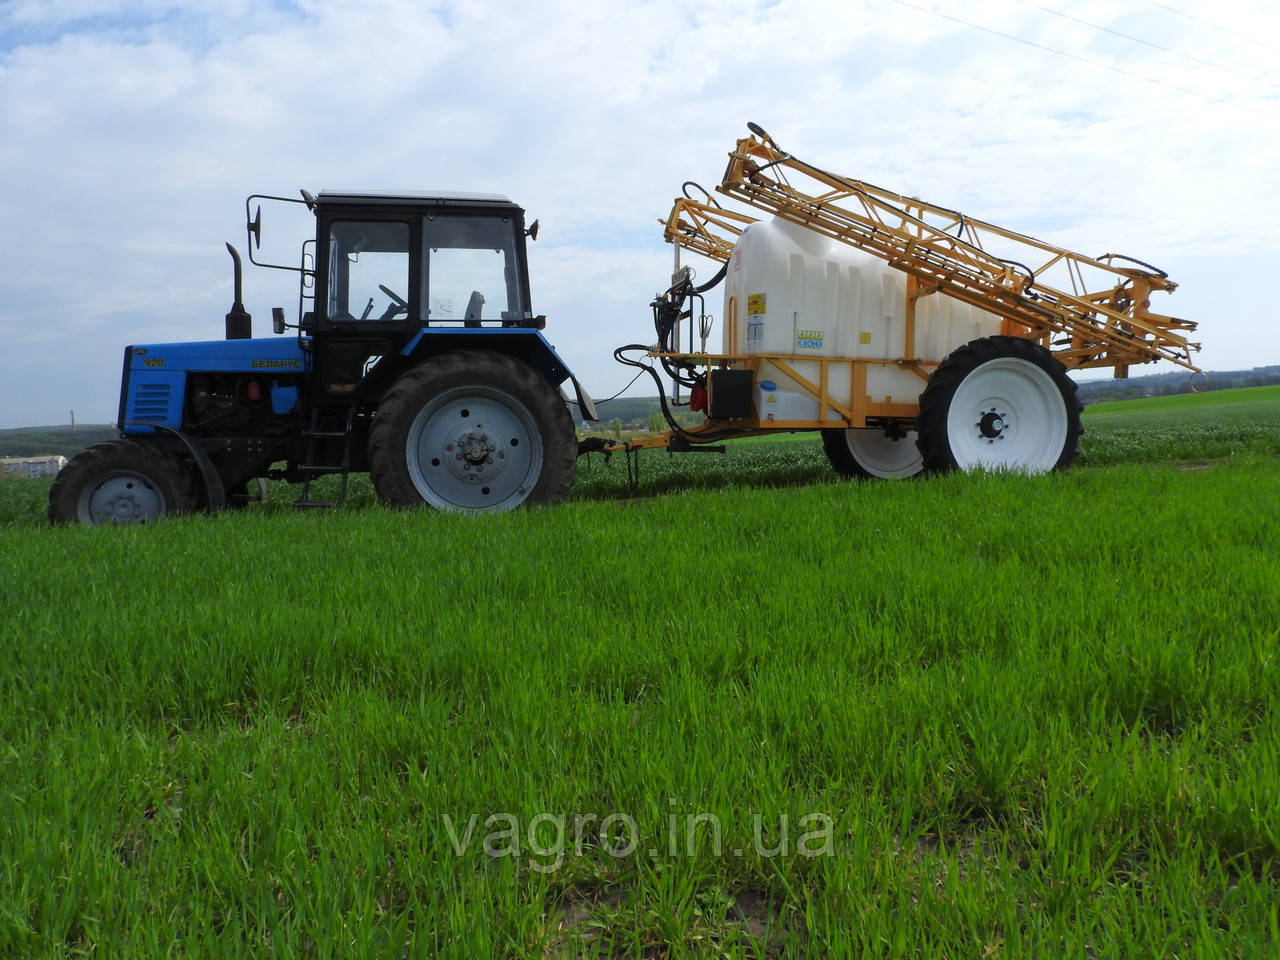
[464,290,485,327]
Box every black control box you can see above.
[708,370,754,419]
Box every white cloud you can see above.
[1,0,1278,426]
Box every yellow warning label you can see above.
[747,293,766,316]
[767,394,776,403]
[859,331,872,344]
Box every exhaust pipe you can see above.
[225,242,251,339]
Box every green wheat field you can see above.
[2,385,1279,958]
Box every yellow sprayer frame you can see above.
[619,125,1202,452]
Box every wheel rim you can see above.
[404,384,544,511]
[77,473,166,524]
[842,428,922,478]
[945,356,1068,472]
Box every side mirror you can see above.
[272,307,287,335]
[526,219,539,242]
[248,205,262,249]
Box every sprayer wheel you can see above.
[916,335,1082,474]
[822,427,923,479]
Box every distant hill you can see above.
[0,425,118,458]
[588,395,679,422]
[1074,365,1280,405]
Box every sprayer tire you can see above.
[916,335,1082,474]
[822,427,923,479]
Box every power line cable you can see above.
[887,0,1225,103]
[1139,0,1279,55]
[1016,0,1280,90]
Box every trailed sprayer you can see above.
[49,125,1201,523]
[617,123,1201,477]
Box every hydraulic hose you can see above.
[613,345,744,443]
[693,260,728,294]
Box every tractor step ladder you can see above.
[664,125,1202,379]
[295,407,356,509]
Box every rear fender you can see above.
[400,328,573,388]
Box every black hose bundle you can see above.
[613,344,742,444]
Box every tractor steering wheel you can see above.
[377,284,408,320]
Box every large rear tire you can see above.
[822,426,923,479]
[916,335,1081,474]
[48,439,196,525]
[368,351,576,512]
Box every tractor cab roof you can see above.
[315,189,520,212]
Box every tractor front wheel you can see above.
[48,439,196,525]
[368,351,577,512]
[916,335,1081,474]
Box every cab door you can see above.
[315,216,416,398]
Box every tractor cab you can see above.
[242,190,547,400]
[308,190,540,333]
[300,191,542,400]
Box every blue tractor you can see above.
[49,190,596,524]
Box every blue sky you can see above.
[1,0,1278,428]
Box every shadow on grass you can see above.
[569,439,838,503]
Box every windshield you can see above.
[421,215,524,324]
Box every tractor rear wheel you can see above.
[822,426,923,479]
[368,351,576,512]
[48,439,196,525]
[916,335,1081,474]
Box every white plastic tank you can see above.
[722,217,1001,415]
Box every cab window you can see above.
[326,221,410,322]
[421,216,523,325]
